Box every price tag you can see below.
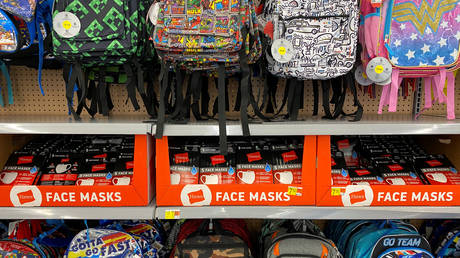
[271,39,294,63]
[287,186,298,196]
[53,12,81,38]
[165,210,180,219]
[331,188,342,196]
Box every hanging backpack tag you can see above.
[147,2,160,26]
[53,12,81,38]
[366,57,392,83]
[355,65,373,86]
[271,39,294,63]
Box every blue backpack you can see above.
[333,220,434,258]
[0,0,54,106]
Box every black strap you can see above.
[233,76,241,112]
[239,29,251,136]
[155,61,170,139]
[169,68,185,120]
[345,72,363,122]
[312,80,319,116]
[321,79,333,119]
[124,63,140,111]
[217,64,227,154]
[201,74,210,117]
[265,72,278,114]
[190,71,204,120]
[65,63,85,121]
[286,79,297,119]
[98,69,109,116]
[290,80,303,121]
[134,60,155,118]
[88,79,98,116]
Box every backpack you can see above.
[52,0,156,120]
[334,220,434,258]
[360,0,459,119]
[0,0,54,106]
[65,228,144,257]
[152,0,262,153]
[261,220,341,258]
[172,220,253,258]
[259,0,360,80]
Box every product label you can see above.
[331,169,351,185]
[174,153,190,164]
[246,152,262,162]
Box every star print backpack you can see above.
[359,0,460,119]
[258,0,360,80]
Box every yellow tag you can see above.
[278,46,286,56]
[287,186,298,196]
[454,236,459,243]
[375,65,384,74]
[62,20,72,30]
[165,210,179,219]
[362,72,368,79]
[331,188,341,196]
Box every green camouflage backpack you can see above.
[52,0,156,119]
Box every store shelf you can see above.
[155,206,460,219]
[0,201,155,220]
[153,114,460,136]
[0,115,152,134]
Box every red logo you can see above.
[91,164,107,172]
[247,152,262,162]
[282,150,298,163]
[174,153,190,164]
[125,161,134,170]
[210,155,226,165]
[61,158,70,163]
[187,190,205,204]
[93,153,107,158]
[17,190,35,205]
[337,139,350,150]
[426,160,443,167]
[331,158,337,166]
[388,164,403,171]
[349,190,366,205]
[17,156,33,165]
[355,169,371,176]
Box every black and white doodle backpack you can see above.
[259,0,360,80]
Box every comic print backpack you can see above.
[359,0,460,119]
[52,0,156,120]
[152,0,263,153]
[258,0,359,80]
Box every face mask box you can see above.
[156,136,317,206]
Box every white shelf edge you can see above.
[155,206,460,219]
[0,201,155,220]
[152,115,460,136]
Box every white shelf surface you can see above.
[156,206,460,219]
[154,114,460,136]
[0,115,152,134]
[0,202,155,219]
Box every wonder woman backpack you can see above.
[360,0,459,119]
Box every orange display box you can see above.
[316,135,460,206]
[156,136,316,206]
[0,135,154,207]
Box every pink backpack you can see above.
[359,0,460,119]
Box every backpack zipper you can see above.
[281,14,348,21]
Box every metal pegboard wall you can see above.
[0,66,149,117]
[0,66,458,119]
